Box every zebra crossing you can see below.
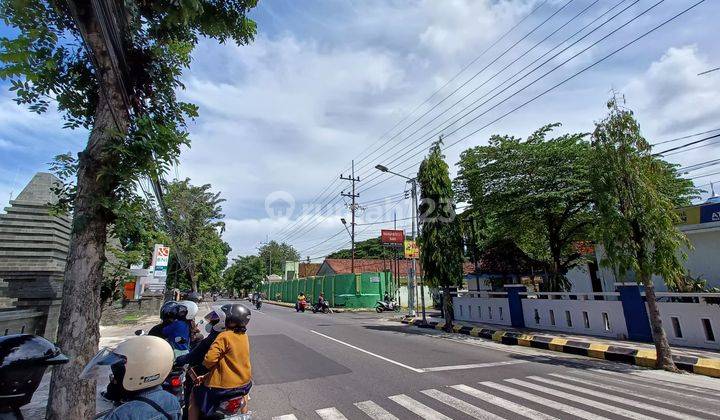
[269,368,720,420]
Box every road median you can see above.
[401,318,720,378]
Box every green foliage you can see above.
[258,240,300,276]
[163,179,229,292]
[327,237,395,259]
[455,124,594,291]
[590,98,698,289]
[417,138,464,289]
[224,255,265,293]
[0,0,258,216]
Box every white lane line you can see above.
[421,388,506,419]
[506,378,655,420]
[478,381,612,420]
[591,368,720,396]
[310,330,425,373]
[423,360,529,372]
[272,415,298,420]
[354,401,399,420]
[316,407,348,420]
[450,384,556,420]
[526,376,704,420]
[576,370,720,405]
[388,394,451,420]
[548,373,720,417]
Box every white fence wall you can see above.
[453,293,512,326]
[651,294,720,350]
[397,286,433,308]
[521,295,628,339]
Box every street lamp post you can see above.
[375,164,425,322]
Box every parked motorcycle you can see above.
[375,300,400,313]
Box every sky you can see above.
[1,0,720,261]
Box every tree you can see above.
[1,1,257,416]
[164,179,228,293]
[418,138,464,330]
[327,237,394,259]
[258,241,300,275]
[590,97,698,371]
[224,255,265,295]
[455,124,594,291]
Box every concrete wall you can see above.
[453,294,512,326]
[521,297,628,339]
[653,299,720,350]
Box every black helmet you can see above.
[168,303,188,321]
[0,334,68,411]
[160,301,178,322]
[220,304,251,330]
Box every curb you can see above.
[400,319,720,378]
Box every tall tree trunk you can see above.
[47,5,130,418]
[442,285,453,331]
[643,279,678,371]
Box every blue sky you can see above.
[2,0,720,259]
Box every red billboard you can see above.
[381,229,405,245]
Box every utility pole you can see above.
[410,178,424,322]
[341,160,360,273]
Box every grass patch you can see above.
[120,313,143,324]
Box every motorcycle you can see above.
[312,301,333,314]
[255,299,262,310]
[375,300,400,313]
[296,300,307,312]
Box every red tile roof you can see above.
[298,263,321,277]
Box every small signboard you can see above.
[370,276,380,283]
[381,229,405,245]
[152,245,170,277]
[404,240,419,259]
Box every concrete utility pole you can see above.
[375,164,417,318]
[341,161,361,274]
[410,178,426,323]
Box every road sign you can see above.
[381,229,405,245]
[151,244,170,277]
[404,240,419,259]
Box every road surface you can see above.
[243,300,720,420]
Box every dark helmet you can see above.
[160,300,179,322]
[0,334,68,411]
[220,304,251,330]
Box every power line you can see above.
[651,127,720,146]
[654,133,720,155]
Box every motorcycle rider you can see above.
[148,301,180,338]
[191,304,252,419]
[296,292,306,311]
[81,335,181,420]
[177,300,202,348]
[0,334,69,420]
[163,303,191,357]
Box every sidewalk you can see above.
[401,315,720,378]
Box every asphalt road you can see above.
[239,299,720,420]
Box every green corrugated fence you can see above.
[262,272,394,308]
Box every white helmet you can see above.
[198,305,227,334]
[178,300,199,320]
[81,336,173,392]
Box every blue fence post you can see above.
[504,284,526,328]
[616,282,652,342]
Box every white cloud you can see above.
[624,45,720,137]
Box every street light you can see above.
[375,163,426,323]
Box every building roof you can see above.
[319,258,476,276]
[298,263,321,278]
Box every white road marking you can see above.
[450,384,557,420]
[479,381,613,420]
[421,388,506,419]
[272,415,298,420]
[423,360,529,372]
[526,375,704,420]
[591,368,720,396]
[577,369,720,405]
[388,394,451,420]
[316,407,348,420]
[310,330,425,373]
[548,372,720,417]
[506,378,654,420]
[354,401,399,420]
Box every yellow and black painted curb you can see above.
[401,318,720,378]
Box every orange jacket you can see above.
[203,330,252,388]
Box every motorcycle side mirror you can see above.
[134,329,144,336]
